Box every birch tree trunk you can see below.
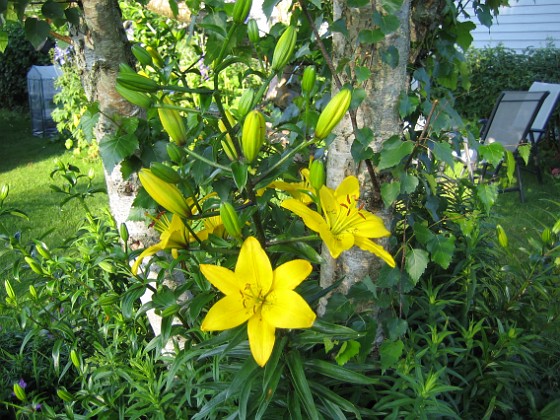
[71,0,154,248]
[320,0,411,312]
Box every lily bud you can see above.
[233,0,252,24]
[237,89,255,118]
[146,46,164,68]
[116,84,152,109]
[242,110,266,163]
[247,18,259,44]
[314,89,352,140]
[302,66,316,95]
[271,26,297,72]
[167,143,185,163]
[138,168,190,218]
[158,96,188,145]
[309,159,325,190]
[116,72,160,93]
[218,110,238,161]
[496,224,508,249]
[220,202,243,238]
[0,184,8,201]
[131,44,153,67]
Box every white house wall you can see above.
[465,0,560,52]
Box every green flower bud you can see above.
[242,110,266,163]
[541,227,553,246]
[271,26,297,72]
[119,223,129,244]
[13,383,26,402]
[0,184,8,201]
[309,159,325,190]
[233,0,253,24]
[158,97,188,145]
[57,388,73,403]
[146,46,164,68]
[167,143,185,163]
[116,72,160,93]
[237,89,255,118]
[116,84,152,109]
[131,44,153,67]
[138,168,190,218]
[220,202,243,238]
[24,256,44,275]
[496,224,508,249]
[314,89,352,140]
[247,18,259,44]
[218,110,238,161]
[302,66,316,95]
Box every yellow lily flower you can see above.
[282,176,396,266]
[200,236,316,367]
[268,168,315,204]
[132,213,190,274]
[194,215,226,241]
[138,168,191,218]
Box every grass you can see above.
[0,110,108,250]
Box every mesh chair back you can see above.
[529,81,560,140]
[481,91,549,152]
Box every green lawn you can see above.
[0,110,108,250]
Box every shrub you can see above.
[0,21,51,111]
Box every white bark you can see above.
[319,1,411,314]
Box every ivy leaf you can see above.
[476,183,499,213]
[42,1,65,20]
[24,18,51,49]
[379,339,404,372]
[378,137,414,170]
[335,340,361,366]
[518,144,531,165]
[358,29,384,45]
[432,141,455,167]
[355,66,371,84]
[99,133,139,171]
[373,11,400,34]
[381,45,399,68]
[455,21,476,51]
[405,247,429,283]
[381,181,400,207]
[479,142,504,167]
[427,234,456,269]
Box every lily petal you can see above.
[262,290,316,329]
[247,314,276,367]
[131,243,165,275]
[201,295,253,331]
[354,237,396,267]
[273,260,312,291]
[334,175,359,199]
[348,212,391,238]
[281,199,325,233]
[319,223,354,258]
[235,237,273,294]
[200,264,241,295]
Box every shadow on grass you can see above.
[0,110,67,174]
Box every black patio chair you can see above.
[478,90,549,202]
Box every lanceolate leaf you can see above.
[0,30,8,53]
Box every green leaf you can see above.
[381,181,400,207]
[455,21,476,51]
[330,18,348,37]
[99,133,139,171]
[348,0,369,6]
[381,45,399,68]
[373,11,400,34]
[0,30,8,53]
[386,317,408,340]
[413,221,434,246]
[357,29,384,44]
[287,351,319,420]
[231,161,248,192]
[518,144,531,165]
[476,183,499,213]
[505,150,515,184]
[42,0,65,20]
[379,339,404,371]
[427,233,456,269]
[378,137,414,170]
[64,7,81,26]
[305,359,379,385]
[405,247,429,283]
[335,340,361,366]
[479,142,504,167]
[400,173,418,194]
[398,93,419,118]
[355,66,371,84]
[24,18,51,49]
[432,141,455,167]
